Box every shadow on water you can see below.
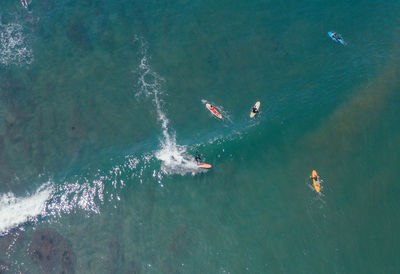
[66,17,92,52]
[0,72,37,190]
[298,40,399,171]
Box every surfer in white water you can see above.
[195,152,201,163]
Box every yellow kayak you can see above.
[311,170,320,193]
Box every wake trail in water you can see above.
[134,36,199,176]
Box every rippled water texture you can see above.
[0,0,399,273]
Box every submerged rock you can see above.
[28,229,76,274]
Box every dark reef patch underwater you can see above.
[28,229,76,274]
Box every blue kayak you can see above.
[328,31,345,45]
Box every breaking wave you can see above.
[0,183,53,235]
[0,36,206,235]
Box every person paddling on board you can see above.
[252,106,259,114]
[195,152,201,163]
[310,174,319,181]
[332,32,342,42]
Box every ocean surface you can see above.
[0,0,399,273]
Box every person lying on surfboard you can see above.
[331,32,343,42]
[209,105,220,116]
[205,103,222,119]
[252,106,259,114]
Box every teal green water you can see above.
[1,0,400,272]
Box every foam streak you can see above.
[0,183,53,235]
[134,36,199,176]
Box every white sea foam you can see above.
[0,155,134,234]
[46,179,104,216]
[134,36,200,176]
[44,154,146,217]
[0,22,33,66]
[155,130,199,176]
[0,183,53,235]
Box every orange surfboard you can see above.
[197,163,212,169]
[311,170,320,193]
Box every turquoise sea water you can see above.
[1,0,400,272]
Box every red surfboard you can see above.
[205,104,222,119]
